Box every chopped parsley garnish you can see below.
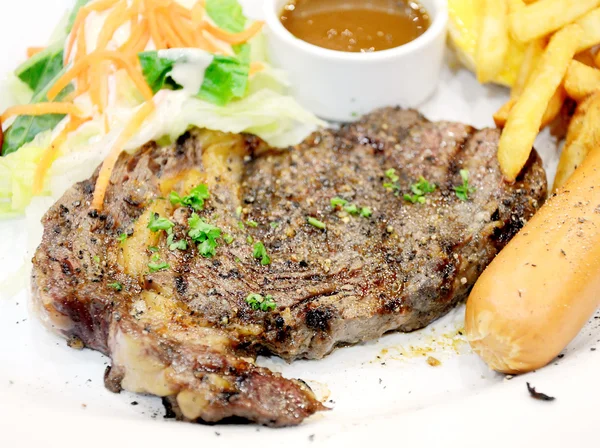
[344,203,360,215]
[169,238,188,251]
[118,233,128,244]
[165,232,187,251]
[412,177,436,195]
[246,235,254,244]
[404,177,436,204]
[361,207,372,218]
[93,255,100,264]
[148,212,189,252]
[454,169,476,201]
[403,194,425,204]
[169,184,210,211]
[253,242,271,266]
[270,222,280,229]
[223,234,234,244]
[188,212,221,258]
[108,282,123,291]
[245,293,277,312]
[235,206,243,217]
[237,221,245,230]
[331,196,372,218]
[330,197,348,208]
[151,252,160,261]
[148,261,170,273]
[147,213,174,233]
[307,217,326,230]
[385,168,399,183]
[247,220,258,228]
[383,168,402,196]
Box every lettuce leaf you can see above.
[4,34,71,157]
[15,41,64,93]
[126,88,325,151]
[0,136,47,216]
[2,67,73,157]
[205,0,246,33]
[139,47,250,106]
[138,52,180,94]
[198,45,250,106]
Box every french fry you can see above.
[494,99,516,128]
[476,0,510,83]
[494,39,545,127]
[553,92,600,190]
[513,39,545,93]
[576,8,600,52]
[574,49,597,68]
[540,86,566,127]
[510,0,600,43]
[495,86,565,128]
[498,25,582,181]
[507,0,526,13]
[564,60,600,102]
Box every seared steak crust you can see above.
[31,108,547,425]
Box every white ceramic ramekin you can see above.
[264,0,448,122]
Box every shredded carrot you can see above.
[65,0,120,62]
[148,0,171,8]
[191,1,205,24]
[91,1,130,113]
[1,103,84,122]
[201,30,232,55]
[91,101,155,210]
[162,8,197,48]
[170,10,199,47]
[75,19,89,95]
[27,47,45,58]
[130,0,143,16]
[202,21,264,45]
[32,117,90,195]
[48,50,153,102]
[65,9,88,62]
[145,0,166,50]
[96,2,130,50]
[100,63,111,114]
[90,62,111,114]
[176,18,201,48]
[132,23,151,54]
[170,2,193,20]
[191,27,216,52]
[119,17,144,53]
[157,9,186,48]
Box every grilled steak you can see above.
[31,108,547,426]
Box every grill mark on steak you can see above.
[31,108,547,426]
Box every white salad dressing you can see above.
[156,49,215,94]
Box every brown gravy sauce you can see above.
[280,0,431,53]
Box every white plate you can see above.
[1,1,599,447]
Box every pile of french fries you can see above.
[475,0,600,189]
